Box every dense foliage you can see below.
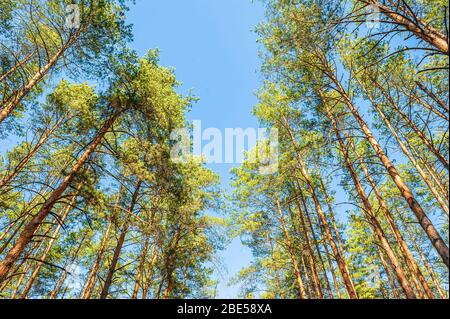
[230,0,448,299]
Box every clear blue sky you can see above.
[126,0,265,298]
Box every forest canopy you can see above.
[0,0,448,299]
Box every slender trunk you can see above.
[161,227,183,299]
[321,226,341,298]
[316,185,357,297]
[369,226,401,298]
[311,169,346,299]
[315,172,346,257]
[404,136,449,203]
[283,118,358,298]
[132,233,151,299]
[268,234,285,298]
[48,231,88,299]
[300,255,313,298]
[399,212,448,299]
[10,262,33,299]
[329,73,449,267]
[275,195,307,299]
[326,109,417,298]
[82,219,113,299]
[290,198,324,297]
[0,220,17,243]
[20,187,80,298]
[415,81,449,112]
[344,118,435,298]
[0,52,34,83]
[301,179,358,299]
[368,1,449,53]
[141,240,159,299]
[0,29,83,124]
[10,241,48,298]
[0,112,121,282]
[312,215,335,299]
[49,267,69,299]
[82,183,124,299]
[100,179,142,299]
[0,176,59,255]
[314,170,349,298]
[360,83,449,216]
[372,77,449,170]
[399,85,448,122]
[0,116,66,191]
[0,219,27,256]
[0,238,44,295]
[287,205,319,297]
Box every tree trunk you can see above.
[48,231,88,299]
[161,227,183,299]
[0,237,44,295]
[0,29,83,124]
[399,212,448,299]
[315,171,347,259]
[359,79,449,215]
[82,183,124,299]
[0,116,66,192]
[275,195,307,298]
[0,176,59,255]
[0,112,121,282]
[141,240,159,299]
[313,215,338,299]
[367,0,449,54]
[132,233,151,299]
[321,224,341,298]
[368,226,400,298]
[283,118,358,298]
[372,77,449,170]
[300,255,313,298]
[0,52,34,83]
[290,197,325,298]
[399,85,448,122]
[100,179,142,299]
[343,115,435,298]
[404,136,449,204]
[414,81,449,112]
[20,187,80,298]
[329,73,449,268]
[326,108,417,298]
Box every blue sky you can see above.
[126,0,265,298]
